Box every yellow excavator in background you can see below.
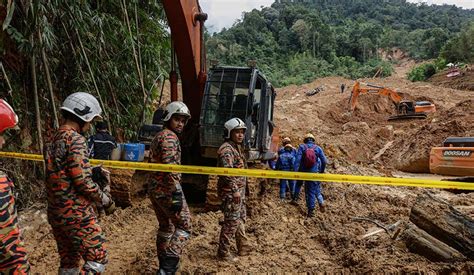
[349,81,436,120]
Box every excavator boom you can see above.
[162,0,207,121]
[350,81,402,111]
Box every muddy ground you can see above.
[429,66,474,92]
[19,62,474,273]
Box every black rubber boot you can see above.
[307,208,315,218]
[158,256,180,275]
[290,193,298,205]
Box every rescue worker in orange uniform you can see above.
[216,118,251,260]
[44,92,114,274]
[148,101,192,274]
[0,99,30,274]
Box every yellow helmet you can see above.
[282,137,291,145]
[304,133,315,142]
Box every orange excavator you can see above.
[162,0,277,159]
[137,0,278,203]
[430,137,474,178]
[349,81,436,120]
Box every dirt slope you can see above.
[429,67,474,91]
[274,72,473,174]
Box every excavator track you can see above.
[110,168,145,207]
[388,113,427,121]
[205,175,220,211]
[205,162,274,214]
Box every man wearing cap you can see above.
[216,117,251,260]
[44,92,114,274]
[148,101,192,274]
[0,99,30,273]
[88,121,117,160]
[292,133,328,218]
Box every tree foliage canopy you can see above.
[206,0,474,86]
[1,0,170,143]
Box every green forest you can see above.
[206,0,474,86]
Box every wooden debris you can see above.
[401,222,466,262]
[361,220,402,239]
[352,217,390,233]
[409,192,474,260]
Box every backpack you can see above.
[301,144,317,169]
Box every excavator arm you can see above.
[376,88,403,104]
[349,81,435,120]
[162,0,208,121]
[161,0,277,161]
[349,81,402,111]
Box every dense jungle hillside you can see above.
[206,0,474,86]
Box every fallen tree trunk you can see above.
[401,222,466,262]
[409,192,474,260]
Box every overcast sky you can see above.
[200,0,474,33]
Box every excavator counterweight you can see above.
[430,137,474,177]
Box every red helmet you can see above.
[0,99,19,134]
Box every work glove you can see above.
[100,192,112,208]
[92,166,111,187]
[104,200,116,215]
[101,168,111,184]
[100,192,116,215]
[103,184,111,194]
[232,191,241,204]
[170,191,184,214]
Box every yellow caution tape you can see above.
[0,151,472,190]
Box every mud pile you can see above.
[275,74,473,175]
[384,100,474,173]
[109,168,135,207]
[20,184,474,273]
[429,67,474,91]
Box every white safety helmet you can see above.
[162,101,191,122]
[224,117,246,139]
[60,92,103,122]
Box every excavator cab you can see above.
[390,100,436,120]
[199,66,276,161]
[396,100,416,115]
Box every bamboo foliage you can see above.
[38,30,59,129]
[1,0,171,145]
[0,0,171,208]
